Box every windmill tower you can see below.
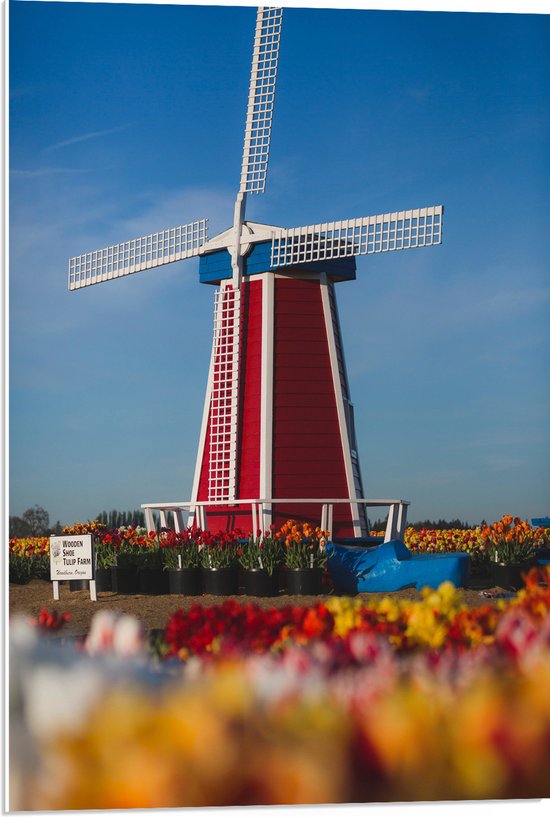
[68,7,443,539]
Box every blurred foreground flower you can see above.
[83,610,147,657]
[30,608,71,632]
[9,567,550,809]
[27,644,550,809]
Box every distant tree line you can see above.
[9,505,62,538]
[95,509,146,529]
[9,505,146,538]
[408,518,473,530]
[371,517,473,531]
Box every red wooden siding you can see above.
[272,276,354,536]
[237,277,262,502]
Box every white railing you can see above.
[141,497,410,544]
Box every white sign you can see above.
[50,534,94,581]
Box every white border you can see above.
[5,3,549,816]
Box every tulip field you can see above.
[10,515,549,585]
[8,516,550,810]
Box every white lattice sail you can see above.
[239,6,283,195]
[68,219,208,290]
[270,206,443,267]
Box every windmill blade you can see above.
[68,219,208,290]
[270,206,444,268]
[239,6,283,196]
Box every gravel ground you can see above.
[9,578,513,637]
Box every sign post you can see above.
[49,534,96,601]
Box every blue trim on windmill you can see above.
[199,240,357,285]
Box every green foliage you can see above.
[22,505,50,536]
[96,509,146,529]
[488,539,538,566]
[117,542,160,569]
[370,517,472,532]
[9,552,33,584]
[200,542,239,570]
[9,551,49,583]
[160,531,202,570]
[10,505,53,537]
[94,539,117,569]
[238,533,282,576]
[9,516,31,538]
[283,538,328,570]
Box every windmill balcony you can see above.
[141,497,410,546]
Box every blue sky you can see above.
[8,0,550,527]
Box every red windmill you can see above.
[68,8,443,541]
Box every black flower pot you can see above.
[286,567,324,595]
[202,566,239,596]
[69,579,89,592]
[94,567,112,592]
[111,565,139,594]
[243,568,279,597]
[139,567,169,595]
[490,562,529,591]
[168,567,202,596]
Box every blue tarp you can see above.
[327,539,471,594]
